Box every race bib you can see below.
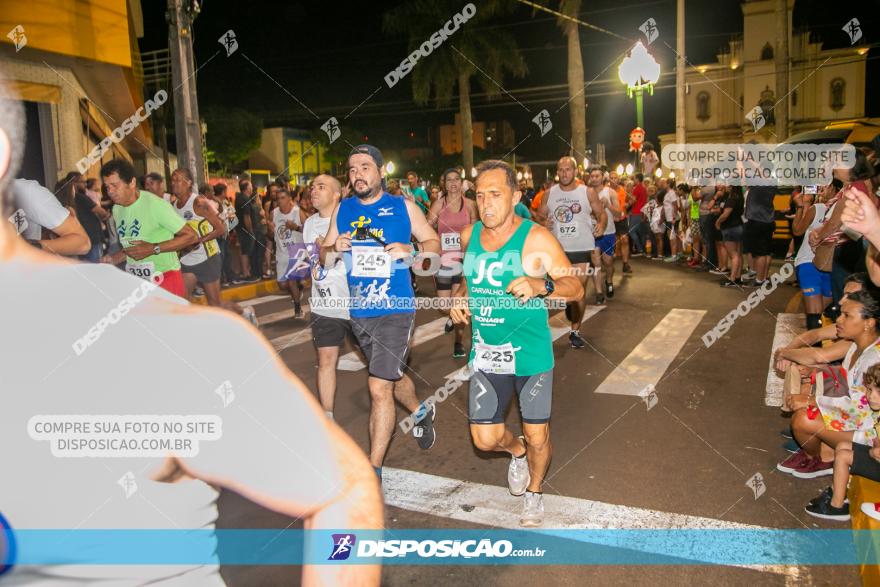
[351,245,391,278]
[557,224,579,239]
[474,342,517,375]
[441,232,461,251]
[126,260,155,280]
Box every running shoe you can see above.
[622,263,633,274]
[595,293,606,305]
[742,270,757,280]
[720,279,744,288]
[294,302,303,319]
[650,256,663,261]
[444,318,454,333]
[242,307,259,328]
[784,255,795,263]
[605,281,614,299]
[520,491,544,527]
[860,502,880,522]
[508,445,530,496]
[412,403,436,450]
[193,287,205,297]
[792,458,833,479]
[777,449,811,474]
[632,252,644,257]
[242,275,260,284]
[805,496,850,521]
[453,342,466,358]
[709,268,728,275]
[782,438,799,453]
[663,255,677,263]
[569,331,586,349]
[808,487,849,508]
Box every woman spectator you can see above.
[778,289,880,479]
[643,184,665,259]
[211,182,238,286]
[792,185,833,330]
[56,172,106,262]
[716,186,745,287]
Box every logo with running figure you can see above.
[328,533,356,561]
[554,206,574,223]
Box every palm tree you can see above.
[559,0,586,160]
[383,0,526,174]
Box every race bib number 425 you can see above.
[474,342,516,375]
[351,246,391,278]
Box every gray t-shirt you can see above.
[745,186,775,224]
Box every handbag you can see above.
[811,365,849,398]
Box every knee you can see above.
[368,381,393,402]
[523,427,550,450]
[471,428,504,452]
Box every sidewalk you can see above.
[190,279,282,306]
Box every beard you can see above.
[353,180,378,199]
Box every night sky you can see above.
[140,0,880,169]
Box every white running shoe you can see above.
[520,491,544,527]
[508,447,530,496]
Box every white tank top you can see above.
[598,187,617,236]
[273,206,303,259]
[174,194,219,266]
[545,184,594,252]
[794,203,827,267]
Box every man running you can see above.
[269,187,306,318]
[538,157,606,347]
[170,168,226,304]
[427,167,478,358]
[451,160,584,527]
[594,170,621,299]
[610,170,632,274]
[99,159,198,298]
[321,145,441,476]
[303,174,350,420]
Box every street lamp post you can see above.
[618,41,661,145]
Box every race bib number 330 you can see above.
[126,260,155,280]
[351,246,391,278]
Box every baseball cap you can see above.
[348,144,384,171]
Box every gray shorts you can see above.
[469,369,553,424]
[351,313,415,381]
[181,254,221,284]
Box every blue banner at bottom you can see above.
[6,529,880,565]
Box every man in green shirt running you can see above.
[451,160,583,527]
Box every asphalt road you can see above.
[218,256,861,586]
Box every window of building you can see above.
[696,91,710,122]
[830,78,846,111]
[761,43,774,60]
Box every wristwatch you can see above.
[538,278,555,298]
[153,244,161,255]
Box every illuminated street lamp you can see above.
[615,164,625,175]
[618,41,660,130]
[654,168,663,179]
[386,161,395,175]
[625,163,634,175]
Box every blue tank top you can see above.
[336,192,414,318]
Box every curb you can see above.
[191,279,282,305]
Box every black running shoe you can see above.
[805,495,850,521]
[595,293,605,305]
[807,487,849,508]
[413,404,436,450]
[444,318,454,334]
[569,331,586,349]
[622,263,632,274]
[294,302,303,319]
[720,279,743,288]
[605,281,614,299]
[453,342,466,358]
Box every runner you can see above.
[450,159,584,527]
[170,168,226,304]
[144,171,173,204]
[303,174,351,420]
[268,187,306,318]
[594,170,621,300]
[427,167,478,357]
[99,159,198,298]
[320,144,441,476]
[404,170,431,214]
[538,157,606,347]
[610,170,632,274]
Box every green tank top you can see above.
[463,219,553,376]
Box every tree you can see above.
[559,0,586,160]
[203,106,263,173]
[383,1,526,173]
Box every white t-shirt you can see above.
[662,190,679,222]
[10,179,70,241]
[794,203,827,267]
[0,258,347,584]
[545,184,594,252]
[598,187,617,236]
[302,214,350,320]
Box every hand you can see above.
[592,224,603,238]
[100,251,125,265]
[334,231,352,252]
[714,220,721,230]
[775,358,792,373]
[124,240,157,261]
[841,186,880,239]
[506,276,545,301]
[450,296,471,324]
[384,241,415,261]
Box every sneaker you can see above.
[805,497,850,521]
[412,403,436,450]
[785,255,795,263]
[193,287,205,297]
[808,487,849,508]
[650,256,663,261]
[622,263,633,274]
[753,280,766,288]
[792,457,833,479]
[508,445,530,496]
[605,281,614,299]
[663,255,677,263]
[444,318,454,334]
[242,307,259,328]
[453,342,466,358]
[242,275,260,284]
[777,449,811,474]
[632,252,644,257]
[860,502,880,522]
[294,302,304,319]
[595,293,606,305]
[569,331,586,349]
[709,268,727,275]
[720,279,743,288]
[520,491,544,527]
[782,438,799,453]
[742,270,757,280]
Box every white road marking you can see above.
[259,305,310,326]
[337,317,450,371]
[271,328,314,351]
[594,308,706,396]
[382,467,800,578]
[765,313,805,407]
[237,294,288,308]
